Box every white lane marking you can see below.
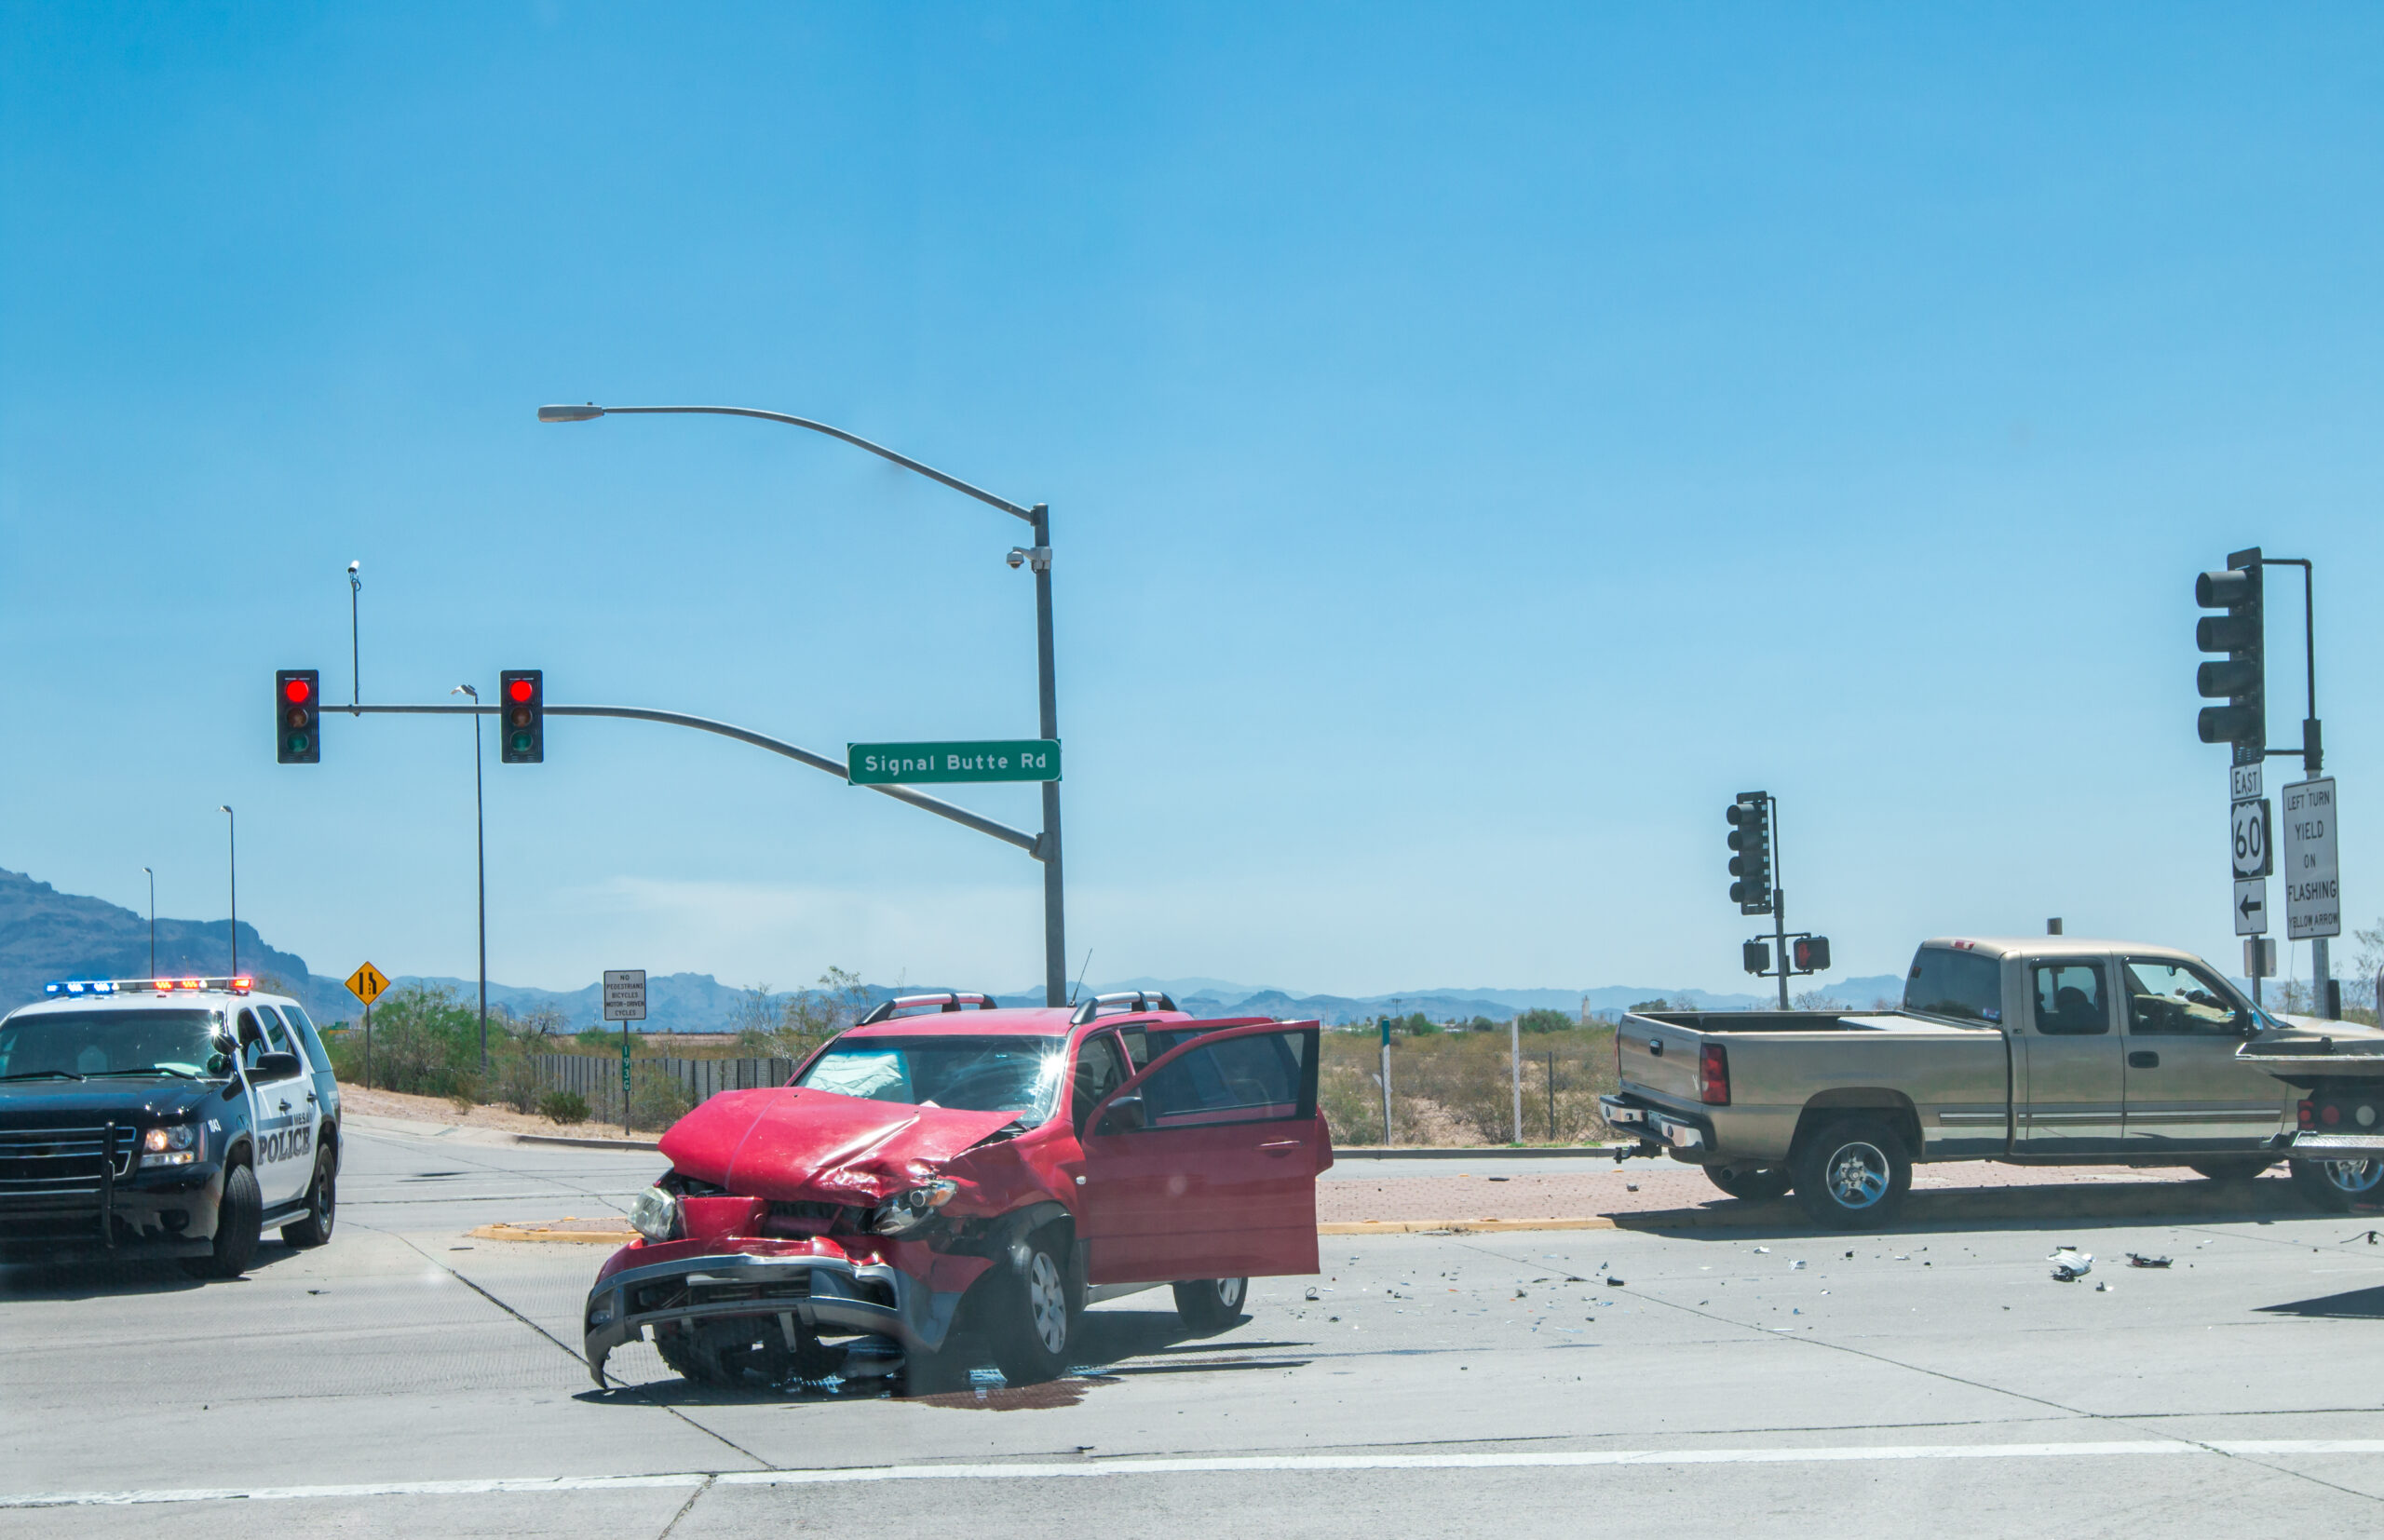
[11,1441,2384,1507]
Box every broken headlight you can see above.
[628,1184,683,1243]
[871,1178,958,1236]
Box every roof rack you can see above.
[857,991,998,1025]
[1069,991,1179,1025]
[45,977,254,996]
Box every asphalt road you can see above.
[7,1117,2384,1537]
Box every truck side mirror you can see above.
[1094,1095,1146,1135]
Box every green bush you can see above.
[324,984,481,1097]
[538,1089,589,1125]
[1320,1027,1621,1146]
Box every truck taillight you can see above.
[2299,1100,2314,1128]
[1700,1043,1730,1106]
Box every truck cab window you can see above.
[2031,964,2108,1035]
[1903,949,2003,1024]
[2122,959,2247,1037]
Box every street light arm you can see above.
[538,404,1037,523]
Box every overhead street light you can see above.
[539,401,1071,1007]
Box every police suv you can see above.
[0,977,340,1276]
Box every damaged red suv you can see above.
[583,993,1333,1388]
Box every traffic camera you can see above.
[276,669,319,763]
[499,669,543,763]
[2195,549,2264,756]
[1727,792,1773,915]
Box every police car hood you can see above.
[0,1077,221,1126]
[658,1087,1022,1204]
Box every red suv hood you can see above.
[657,1087,1024,1205]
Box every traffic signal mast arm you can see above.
[333,699,1042,857]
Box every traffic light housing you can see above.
[498,670,543,763]
[2196,548,2264,759]
[1742,940,1770,976]
[1793,935,1832,973]
[276,669,319,763]
[1727,792,1773,915]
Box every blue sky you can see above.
[3,4,2379,1000]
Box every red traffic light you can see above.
[283,676,311,704]
[508,677,535,704]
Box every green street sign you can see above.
[847,739,1062,786]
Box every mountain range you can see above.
[0,864,1903,1030]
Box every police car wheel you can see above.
[180,1162,263,1279]
[282,1150,336,1249]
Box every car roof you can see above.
[838,1006,1199,1039]
[1917,937,2210,965]
[6,989,302,1021]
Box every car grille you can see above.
[0,1126,134,1200]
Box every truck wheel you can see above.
[281,1149,337,1248]
[1792,1118,1910,1229]
[2188,1159,2271,1185]
[179,1162,262,1279]
[1172,1277,1248,1331]
[2290,1158,2384,1212]
[986,1228,1073,1385]
[1705,1164,1793,1202]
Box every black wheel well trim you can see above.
[1790,1095,1920,1161]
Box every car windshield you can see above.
[0,1009,224,1080]
[796,1034,1068,1120]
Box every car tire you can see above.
[281,1149,337,1248]
[1791,1117,1911,1229]
[986,1228,1073,1385]
[2188,1159,2271,1185]
[2290,1157,2384,1212]
[1705,1164,1793,1202]
[180,1161,262,1279]
[1172,1277,1248,1331]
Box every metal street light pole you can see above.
[142,867,156,978]
[539,401,1069,1006]
[347,561,362,709]
[452,685,489,1073]
[215,807,236,976]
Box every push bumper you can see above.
[1599,1094,1709,1152]
[0,1167,222,1261]
[581,1246,969,1387]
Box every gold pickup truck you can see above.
[1600,936,2384,1228]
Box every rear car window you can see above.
[1904,948,2003,1023]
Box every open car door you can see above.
[1077,1020,1327,1286]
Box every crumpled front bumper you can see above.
[581,1241,971,1386]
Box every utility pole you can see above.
[1379,1015,1393,1145]
[452,685,489,1074]
[216,806,236,976]
[142,867,155,979]
[1510,1013,1523,1143]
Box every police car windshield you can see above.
[796,1034,1067,1119]
[0,1010,224,1081]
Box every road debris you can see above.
[2125,1253,2173,1269]
[2049,1248,2093,1282]
[1605,1276,1626,1287]
[2094,1281,2115,1292]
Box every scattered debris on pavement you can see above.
[2126,1253,2173,1269]
[2049,1248,2093,1282]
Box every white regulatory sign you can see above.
[2230,797,2272,880]
[603,968,648,1022]
[2233,877,2269,937]
[2232,763,2263,802]
[2281,777,2340,940]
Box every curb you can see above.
[514,1132,664,1152]
[470,1222,637,1245]
[1321,1218,1618,1235]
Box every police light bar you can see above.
[45,977,252,996]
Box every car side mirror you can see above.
[206,1052,234,1077]
[253,1051,305,1081]
[1094,1095,1146,1135]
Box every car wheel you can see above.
[1791,1117,1911,1229]
[2188,1159,2271,1185]
[986,1229,1073,1385]
[180,1162,262,1279]
[281,1149,337,1248]
[1172,1277,1248,1331]
[2290,1157,2384,1212]
[1705,1164,1793,1202]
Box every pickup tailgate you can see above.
[1617,1014,1710,1106]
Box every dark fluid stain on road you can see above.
[913,1374,1122,1412]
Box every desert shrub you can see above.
[538,1089,589,1124]
[1320,1026,1622,1146]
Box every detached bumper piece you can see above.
[582,1249,961,1387]
[1599,1094,1707,1152]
